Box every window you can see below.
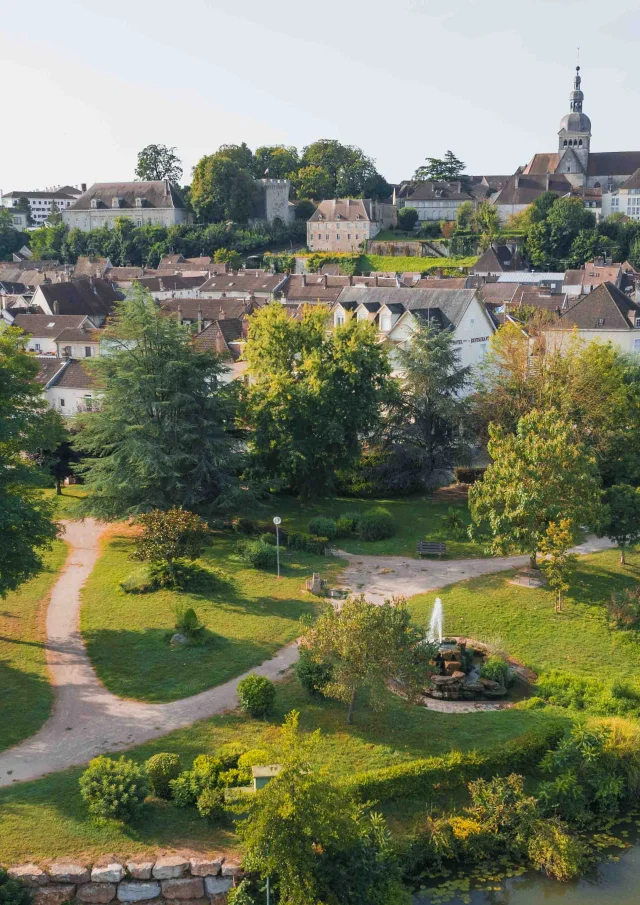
[380,315,392,332]
[597,318,605,327]
[469,318,475,326]
[635,339,640,351]
[85,346,92,358]
[635,318,640,328]
[336,234,340,240]
[59,398,65,408]
[84,395,93,411]
[480,343,487,355]
[136,218,142,227]
[34,342,41,351]
[347,234,351,240]
[336,313,345,326]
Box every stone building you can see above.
[307,198,396,252]
[251,178,294,223]
[63,181,191,231]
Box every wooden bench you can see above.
[416,541,447,559]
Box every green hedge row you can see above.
[342,722,565,802]
[287,532,330,555]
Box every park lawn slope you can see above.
[408,548,640,682]
[0,677,562,864]
[0,540,68,752]
[80,531,343,702]
[361,254,478,273]
[247,492,484,558]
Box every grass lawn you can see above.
[40,486,88,520]
[361,254,478,273]
[0,540,68,753]
[80,531,344,702]
[248,492,485,558]
[0,677,563,864]
[408,548,640,682]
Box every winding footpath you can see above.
[0,522,615,787]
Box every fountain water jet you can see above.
[427,597,443,644]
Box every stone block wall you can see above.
[6,856,246,905]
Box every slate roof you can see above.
[471,245,515,274]
[3,190,76,200]
[192,320,244,359]
[12,313,88,338]
[199,272,287,295]
[53,359,98,388]
[587,152,640,178]
[36,280,121,317]
[309,199,379,222]
[54,325,101,344]
[557,281,640,330]
[620,168,640,191]
[74,256,110,278]
[68,181,186,211]
[135,275,207,292]
[161,298,256,320]
[0,280,30,295]
[336,286,478,328]
[107,266,145,282]
[35,360,69,386]
[402,181,474,202]
[494,174,572,206]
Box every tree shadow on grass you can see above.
[0,661,53,752]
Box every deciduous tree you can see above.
[191,150,256,222]
[539,519,578,612]
[132,508,210,587]
[135,144,183,183]
[599,484,640,565]
[397,206,418,231]
[253,145,299,179]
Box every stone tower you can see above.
[557,66,591,171]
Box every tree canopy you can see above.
[75,286,240,519]
[413,150,467,184]
[242,303,390,497]
[135,144,183,183]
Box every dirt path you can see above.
[0,524,615,786]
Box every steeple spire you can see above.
[570,65,583,113]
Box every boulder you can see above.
[463,682,484,694]
[170,633,187,646]
[152,858,188,880]
[34,886,76,905]
[484,686,507,698]
[7,865,49,888]
[49,864,90,885]
[92,866,125,884]
[432,675,455,686]
[160,879,204,900]
[117,882,162,902]
[77,883,117,904]
[220,864,242,878]
[188,859,222,878]
[442,650,460,662]
[445,661,462,676]
[451,671,466,680]
[479,677,500,690]
[126,864,154,881]
[203,877,233,896]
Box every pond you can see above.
[414,839,640,904]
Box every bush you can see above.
[308,517,337,539]
[0,870,31,905]
[120,565,155,594]
[606,586,640,630]
[295,649,333,697]
[237,539,278,570]
[397,207,419,231]
[172,604,203,637]
[445,507,468,540]
[335,516,356,538]
[341,511,363,531]
[79,756,149,822]
[145,753,181,799]
[196,786,226,821]
[233,517,261,536]
[480,656,511,687]
[357,507,395,541]
[454,467,486,485]
[536,670,640,718]
[287,532,329,555]
[170,755,224,807]
[217,744,246,770]
[237,673,276,718]
[237,748,271,784]
[259,532,277,546]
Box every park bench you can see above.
[416,541,447,559]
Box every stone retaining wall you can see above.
[6,856,246,905]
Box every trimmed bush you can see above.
[480,656,511,687]
[79,756,149,822]
[454,467,486,485]
[237,539,278,570]
[342,724,565,803]
[237,748,271,784]
[196,787,226,821]
[233,517,261,536]
[238,673,276,718]
[287,532,329,555]
[0,869,31,905]
[295,649,333,697]
[357,507,395,541]
[308,517,338,539]
[335,516,356,538]
[170,754,223,807]
[341,511,363,531]
[145,753,181,799]
[259,532,277,546]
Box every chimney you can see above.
[302,274,306,287]
[348,275,353,286]
[514,176,520,189]
[81,183,87,192]
[219,307,226,320]
[374,274,379,287]
[176,304,183,325]
[323,274,328,288]
[53,299,59,315]
[545,174,550,190]
[197,305,203,332]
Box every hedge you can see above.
[342,722,565,802]
[287,532,330,555]
[454,467,486,485]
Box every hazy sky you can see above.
[3,0,640,192]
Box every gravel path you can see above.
[0,524,615,786]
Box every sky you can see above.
[3,0,640,192]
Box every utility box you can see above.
[252,764,282,791]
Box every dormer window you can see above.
[635,317,640,328]
[90,199,99,209]
[597,318,605,327]
[112,197,122,208]
[135,197,144,208]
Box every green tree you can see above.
[380,323,472,492]
[0,207,26,260]
[242,303,390,496]
[599,483,640,564]
[75,286,239,519]
[413,150,466,183]
[291,165,334,201]
[236,711,405,905]
[539,519,578,612]
[526,197,596,269]
[253,145,299,179]
[473,200,500,248]
[135,144,183,183]
[397,206,418,231]
[14,196,33,227]
[300,140,389,199]
[469,409,601,569]
[629,235,640,269]
[302,595,431,723]
[132,508,210,587]
[191,147,256,222]
[0,327,60,595]
[213,247,243,269]
[455,200,474,229]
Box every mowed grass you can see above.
[80,531,344,702]
[361,254,478,273]
[0,677,563,864]
[249,493,485,558]
[408,548,640,681]
[39,486,88,520]
[0,540,68,752]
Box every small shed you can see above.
[252,764,282,791]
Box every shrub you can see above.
[397,207,419,231]
[335,516,356,538]
[536,670,640,718]
[196,786,226,821]
[237,748,271,784]
[445,507,468,540]
[259,532,277,546]
[606,586,640,630]
[219,768,240,787]
[0,869,31,905]
[132,508,210,588]
[295,649,333,697]
[287,532,329,555]
[480,656,511,687]
[145,753,182,799]
[79,756,149,822]
[357,507,395,541]
[237,674,276,718]
[341,511,363,531]
[120,565,155,594]
[170,755,223,807]
[172,604,203,637]
[454,467,486,485]
[233,517,261,536]
[228,880,261,905]
[308,516,337,539]
[237,539,278,570]
[218,744,246,769]
[527,819,586,881]
[208,517,228,531]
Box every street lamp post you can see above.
[273,516,281,578]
